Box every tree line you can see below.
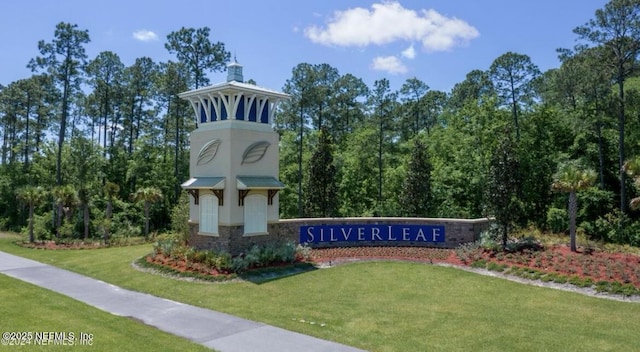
[2,0,640,247]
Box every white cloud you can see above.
[132,30,158,42]
[371,56,407,74]
[304,1,478,51]
[401,44,416,59]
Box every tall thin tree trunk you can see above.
[103,101,108,158]
[569,191,577,252]
[24,94,31,168]
[378,106,383,214]
[35,105,43,153]
[57,76,70,186]
[104,200,112,244]
[128,97,136,155]
[594,95,605,188]
[56,203,63,238]
[502,224,508,250]
[596,121,605,188]
[28,204,35,243]
[144,202,150,239]
[617,74,626,213]
[298,106,303,217]
[174,98,180,201]
[510,81,519,141]
[9,107,17,164]
[83,202,89,240]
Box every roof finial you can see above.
[226,53,243,82]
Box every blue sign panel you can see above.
[300,224,445,244]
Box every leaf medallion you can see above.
[242,141,270,164]
[197,139,222,165]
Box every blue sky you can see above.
[0,0,609,93]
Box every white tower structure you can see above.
[179,61,289,252]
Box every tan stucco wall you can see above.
[188,120,280,226]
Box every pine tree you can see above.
[304,128,338,217]
[400,137,432,217]
[485,133,522,248]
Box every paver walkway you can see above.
[0,250,365,352]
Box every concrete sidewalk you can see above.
[0,251,365,352]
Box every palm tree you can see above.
[551,162,596,252]
[103,181,120,244]
[16,186,46,243]
[52,185,79,238]
[131,187,163,239]
[623,156,640,210]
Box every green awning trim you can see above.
[236,176,284,190]
[181,177,225,189]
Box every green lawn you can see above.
[0,275,211,352]
[1,236,640,351]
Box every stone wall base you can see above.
[188,223,294,255]
[188,218,491,255]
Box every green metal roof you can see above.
[236,176,285,190]
[181,177,225,189]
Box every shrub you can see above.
[258,243,278,265]
[522,269,542,280]
[552,275,568,284]
[546,207,568,233]
[213,251,232,271]
[244,245,262,268]
[582,211,640,246]
[568,276,593,288]
[577,187,615,225]
[109,236,146,247]
[607,282,639,296]
[192,250,208,263]
[240,242,299,268]
[540,274,555,282]
[479,226,501,252]
[232,256,249,273]
[296,243,312,261]
[275,241,297,263]
[57,222,75,238]
[455,241,482,264]
[487,261,507,272]
[20,211,54,241]
[150,241,304,275]
[183,247,197,263]
[170,192,190,245]
[154,237,178,256]
[112,218,141,238]
[170,245,189,261]
[505,236,542,253]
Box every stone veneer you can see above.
[189,217,491,255]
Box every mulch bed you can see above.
[471,245,640,288]
[308,246,462,265]
[17,239,640,294]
